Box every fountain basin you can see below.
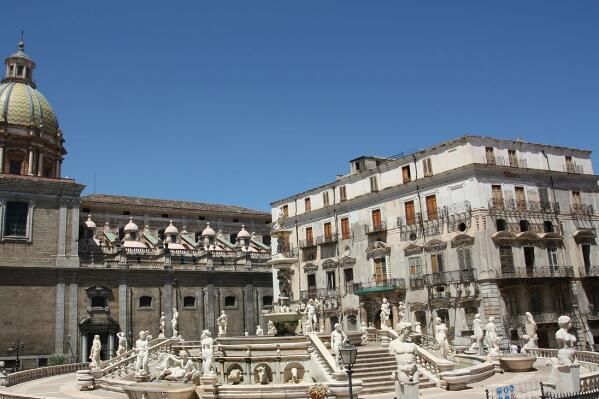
[499,354,536,372]
[264,312,303,336]
[122,382,197,399]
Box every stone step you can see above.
[353,364,398,373]
[354,358,396,366]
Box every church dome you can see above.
[0,81,59,137]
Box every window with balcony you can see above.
[565,156,574,172]
[323,191,330,207]
[515,186,526,210]
[539,188,551,211]
[371,209,382,230]
[485,147,495,164]
[282,205,289,217]
[323,222,333,240]
[519,219,530,232]
[304,197,311,212]
[339,186,347,202]
[402,165,411,183]
[524,247,535,270]
[423,158,433,177]
[500,246,514,273]
[327,271,336,289]
[548,248,559,269]
[496,219,507,231]
[457,247,473,274]
[508,150,518,167]
[370,176,378,193]
[404,201,416,225]
[344,268,354,294]
[572,191,582,211]
[431,253,444,274]
[307,274,316,295]
[341,217,350,240]
[425,195,438,220]
[543,221,554,233]
[409,256,422,277]
[374,258,387,284]
[491,185,504,208]
[305,227,313,244]
[582,245,591,270]
[4,201,29,237]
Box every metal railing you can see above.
[572,204,595,216]
[580,266,599,277]
[496,266,574,279]
[316,233,338,245]
[299,288,340,301]
[353,278,406,295]
[410,277,424,290]
[364,221,387,234]
[423,269,477,286]
[488,198,559,213]
[298,238,316,248]
[566,162,584,174]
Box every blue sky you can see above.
[2,2,598,211]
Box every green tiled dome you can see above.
[0,81,59,136]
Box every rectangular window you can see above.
[508,149,518,167]
[423,158,433,177]
[341,217,350,240]
[371,209,382,229]
[324,222,332,239]
[409,256,422,277]
[530,290,543,313]
[344,268,354,294]
[304,197,311,212]
[17,65,24,76]
[538,188,550,211]
[323,191,330,207]
[425,194,438,220]
[282,205,289,217]
[524,247,535,269]
[430,253,444,273]
[515,186,526,210]
[404,201,416,225]
[402,165,411,184]
[505,295,519,315]
[548,248,559,269]
[4,202,28,237]
[499,246,514,273]
[492,185,504,208]
[374,258,387,284]
[554,291,568,313]
[327,271,336,289]
[485,147,495,164]
[9,160,22,175]
[582,244,591,269]
[369,176,378,193]
[305,227,313,244]
[565,156,574,172]
[572,191,582,211]
[457,247,473,271]
[339,186,347,202]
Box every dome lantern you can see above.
[2,34,36,88]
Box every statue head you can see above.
[334,323,342,332]
[382,298,388,304]
[173,308,177,313]
[139,330,147,339]
[525,311,533,320]
[435,317,441,324]
[558,315,571,329]
[396,321,412,336]
[488,316,495,322]
[179,350,188,360]
[474,313,480,319]
[94,334,100,340]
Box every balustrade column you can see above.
[27,148,34,175]
[37,151,43,176]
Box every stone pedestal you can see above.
[380,333,390,348]
[76,369,95,391]
[199,373,219,399]
[328,371,363,399]
[134,373,150,382]
[553,363,580,394]
[394,380,419,399]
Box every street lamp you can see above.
[340,342,358,398]
[7,338,24,372]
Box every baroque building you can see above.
[0,40,273,370]
[271,135,599,349]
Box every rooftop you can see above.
[82,194,270,217]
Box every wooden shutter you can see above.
[539,188,550,210]
[500,246,514,272]
[341,218,350,239]
[305,227,313,243]
[431,254,443,273]
[458,248,472,270]
[402,166,411,183]
[305,197,311,212]
[492,185,503,208]
[515,187,526,210]
[426,195,438,220]
[405,201,415,225]
[372,209,382,228]
[374,258,387,283]
[324,222,332,239]
[486,147,495,164]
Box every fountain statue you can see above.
[331,323,348,371]
[389,321,419,399]
[201,330,215,375]
[116,332,127,356]
[484,316,500,357]
[159,312,166,338]
[134,331,150,380]
[435,317,450,359]
[380,298,391,330]
[303,298,318,333]
[267,320,277,335]
[228,368,242,384]
[398,301,406,323]
[264,210,303,335]
[550,315,580,393]
[156,350,200,383]
[521,312,538,353]
[89,335,102,369]
[468,314,484,355]
[256,366,269,384]
[217,311,228,337]
[256,325,264,336]
[556,315,577,365]
[171,308,179,338]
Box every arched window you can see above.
[496,219,507,232]
[139,296,152,308]
[91,296,106,308]
[519,220,530,232]
[183,296,196,308]
[224,296,237,308]
[262,295,273,308]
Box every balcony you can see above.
[299,288,340,301]
[316,233,338,245]
[423,269,477,286]
[496,266,574,280]
[579,266,599,277]
[299,238,316,248]
[571,204,595,216]
[566,162,584,174]
[364,221,387,235]
[485,155,527,168]
[353,278,406,296]
[488,198,559,214]
[409,277,424,290]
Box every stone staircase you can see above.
[353,345,435,396]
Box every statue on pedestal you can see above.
[389,321,419,383]
[134,331,150,377]
[434,317,450,359]
[267,320,277,335]
[217,311,228,337]
[116,332,127,356]
[157,350,200,383]
[331,323,348,371]
[159,312,166,338]
[380,298,391,330]
[398,301,406,323]
[484,316,500,356]
[256,325,264,336]
[556,315,577,365]
[171,308,179,338]
[303,299,318,333]
[89,335,102,369]
[201,330,215,375]
[469,314,484,355]
[521,312,538,353]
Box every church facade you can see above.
[0,40,273,369]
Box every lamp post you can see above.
[8,338,24,372]
[339,342,357,399]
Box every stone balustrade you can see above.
[0,363,87,387]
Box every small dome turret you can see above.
[85,215,96,229]
[201,222,216,237]
[165,220,178,235]
[124,217,139,233]
[236,225,250,239]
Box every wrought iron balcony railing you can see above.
[299,238,316,248]
[316,234,338,245]
[488,198,559,213]
[364,221,387,235]
[580,266,599,277]
[571,204,595,216]
[423,269,477,286]
[409,277,424,290]
[353,278,406,295]
[496,266,574,279]
[299,288,340,301]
